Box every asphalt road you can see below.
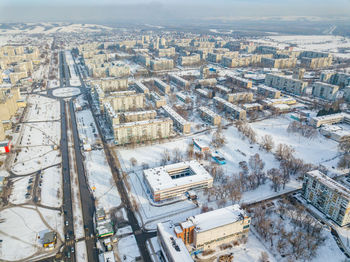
[75,60,156,262]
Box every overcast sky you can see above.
[0,0,349,23]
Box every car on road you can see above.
[65,221,69,226]
[27,185,32,190]
[67,251,71,258]
[71,247,75,253]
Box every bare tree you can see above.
[268,168,282,192]
[261,134,274,152]
[130,157,137,167]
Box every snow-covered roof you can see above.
[198,106,220,119]
[213,96,245,112]
[157,222,194,262]
[258,84,281,93]
[113,118,171,129]
[188,205,246,233]
[162,105,189,126]
[144,160,212,192]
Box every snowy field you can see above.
[52,87,81,97]
[254,35,350,59]
[0,206,63,261]
[75,240,88,262]
[25,95,60,121]
[251,114,341,171]
[40,165,62,208]
[8,176,32,204]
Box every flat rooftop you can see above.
[188,204,246,233]
[144,160,212,192]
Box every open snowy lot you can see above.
[117,235,141,262]
[40,165,62,208]
[25,95,60,122]
[0,206,62,261]
[251,114,341,171]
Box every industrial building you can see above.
[213,97,247,120]
[143,160,213,202]
[302,170,350,226]
[162,105,191,134]
[198,106,221,126]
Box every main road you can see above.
[75,57,156,262]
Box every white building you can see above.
[143,160,213,202]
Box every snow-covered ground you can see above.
[251,114,341,171]
[40,165,62,208]
[75,240,88,262]
[52,87,81,97]
[0,206,62,261]
[117,235,141,262]
[253,35,350,59]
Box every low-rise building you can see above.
[215,85,231,94]
[143,160,213,202]
[198,106,221,126]
[242,103,263,111]
[162,105,191,134]
[310,113,350,128]
[42,231,57,249]
[302,170,350,226]
[213,97,247,120]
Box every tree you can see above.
[268,168,282,192]
[173,147,182,162]
[259,251,269,262]
[275,144,295,161]
[261,134,274,152]
[249,154,266,186]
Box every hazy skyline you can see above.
[0,0,349,23]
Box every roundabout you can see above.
[51,87,81,98]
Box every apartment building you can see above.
[154,78,170,94]
[113,118,172,145]
[257,84,281,99]
[261,57,297,69]
[198,106,221,126]
[242,103,263,111]
[300,51,331,59]
[195,88,211,98]
[302,170,350,226]
[122,110,157,123]
[134,80,150,95]
[197,78,217,87]
[228,75,252,89]
[143,160,213,202]
[265,73,308,95]
[108,64,130,78]
[207,51,238,63]
[301,57,332,69]
[136,53,151,67]
[150,58,174,71]
[310,113,350,128]
[320,71,350,87]
[213,96,247,120]
[106,93,145,112]
[344,87,350,102]
[222,54,273,68]
[180,54,201,66]
[162,105,191,134]
[226,92,254,103]
[0,122,5,141]
[0,87,20,121]
[157,47,175,57]
[150,92,167,108]
[175,205,250,253]
[312,82,339,101]
[91,78,128,92]
[169,74,190,88]
[215,85,231,94]
[9,71,28,85]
